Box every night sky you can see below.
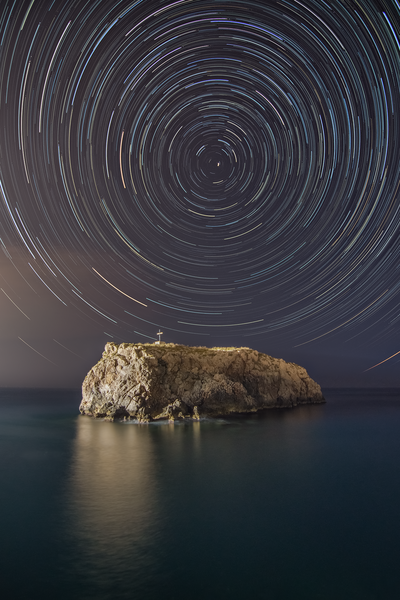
[0,0,399,388]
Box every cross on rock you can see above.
[157,330,163,343]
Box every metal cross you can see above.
[157,330,163,343]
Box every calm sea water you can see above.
[1,388,400,600]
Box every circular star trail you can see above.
[1,0,400,347]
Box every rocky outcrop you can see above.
[80,342,324,421]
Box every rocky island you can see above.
[80,342,324,421]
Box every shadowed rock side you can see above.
[80,343,325,421]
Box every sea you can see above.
[1,388,400,600]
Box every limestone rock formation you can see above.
[80,342,324,421]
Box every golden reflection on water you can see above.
[66,405,325,573]
[67,416,159,568]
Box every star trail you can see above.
[0,0,399,386]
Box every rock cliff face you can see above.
[80,342,324,421]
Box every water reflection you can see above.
[65,404,327,590]
[67,416,160,574]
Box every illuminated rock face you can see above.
[80,343,325,421]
